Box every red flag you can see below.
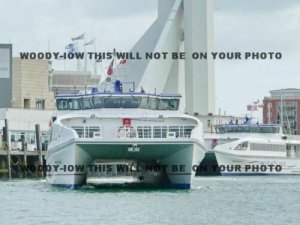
[107,59,114,75]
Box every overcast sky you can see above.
[1,0,300,118]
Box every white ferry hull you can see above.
[214,150,300,175]
[46,139,205,189]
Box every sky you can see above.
[1,0,300,118]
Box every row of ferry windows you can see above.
[70,126,194,138]
[56,96,180,111]
[234,142,285,152]
[136,126,194,138]
[216,126,280,134]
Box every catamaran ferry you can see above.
[46,83,206,189]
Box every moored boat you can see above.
[46,85,206,189]
[214,137,300,175]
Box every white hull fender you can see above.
[214,150,300,175]
[46,140,205,189]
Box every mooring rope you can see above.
[3,142,21,166]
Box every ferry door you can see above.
[286,144,291,157]
[290,144,298,158]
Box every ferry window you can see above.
[72,126,84,138]
[153,126,167,138]
[157,99,169,110]
[153,127,160,138]
[184,126,195,137]
[250,143,285,151]
[244,127,250,133]
[68,99,81,110]
[56,99,69,110]
[148,98,158,110]
[287,145,291,157]
[139,97,149,109]
[179,126,184,137]
[137,126,152,138]
[85,126,100,138]
[169,126,180,138]
[161,127,167,138]
[93,97,104,109]
[217,127,225,134]
[234,141,248,150]
[169,99,179,110]
[157,99,179,110]
[81,98,92,110]
[103,97,121,108]
[121,97,141,108]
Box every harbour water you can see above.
[1,176,299,225]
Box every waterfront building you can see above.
[12,58,55,110]
[263,88,300,135]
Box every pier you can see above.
[0,149,46,179]
[0,119,47,179]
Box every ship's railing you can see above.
[116,126,195,139]
[70,125,195,139]
[215,124,281,134]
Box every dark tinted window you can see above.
[103,97,121,108]
[121,97,141,108]
[139,97,149,109]
[148,98,158,110]
[57,99,69,110]
[80,98,92,109]
[93,97,103,109]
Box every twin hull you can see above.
[46,138,205,189]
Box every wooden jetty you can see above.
[0,121,47,179]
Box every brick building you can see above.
[263,88,300,135]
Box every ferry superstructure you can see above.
[214,137,300,175]
[46,91,206,189]
[204,124,283,149]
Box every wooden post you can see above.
[4,119,11,179]
[24,151,27,177]
[4,119,9,151]
[7,153,11,179]
[35,124,43,178]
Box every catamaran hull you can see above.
[46,139,205,189]
[214,150,300,175]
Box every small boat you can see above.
[214,137,300,175]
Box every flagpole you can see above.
[84,35,87,71]
[281,89,283,131]
[76,40,80,71]
[94,40,97,76]
[84,44,87,71]
[48,39,50,52]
